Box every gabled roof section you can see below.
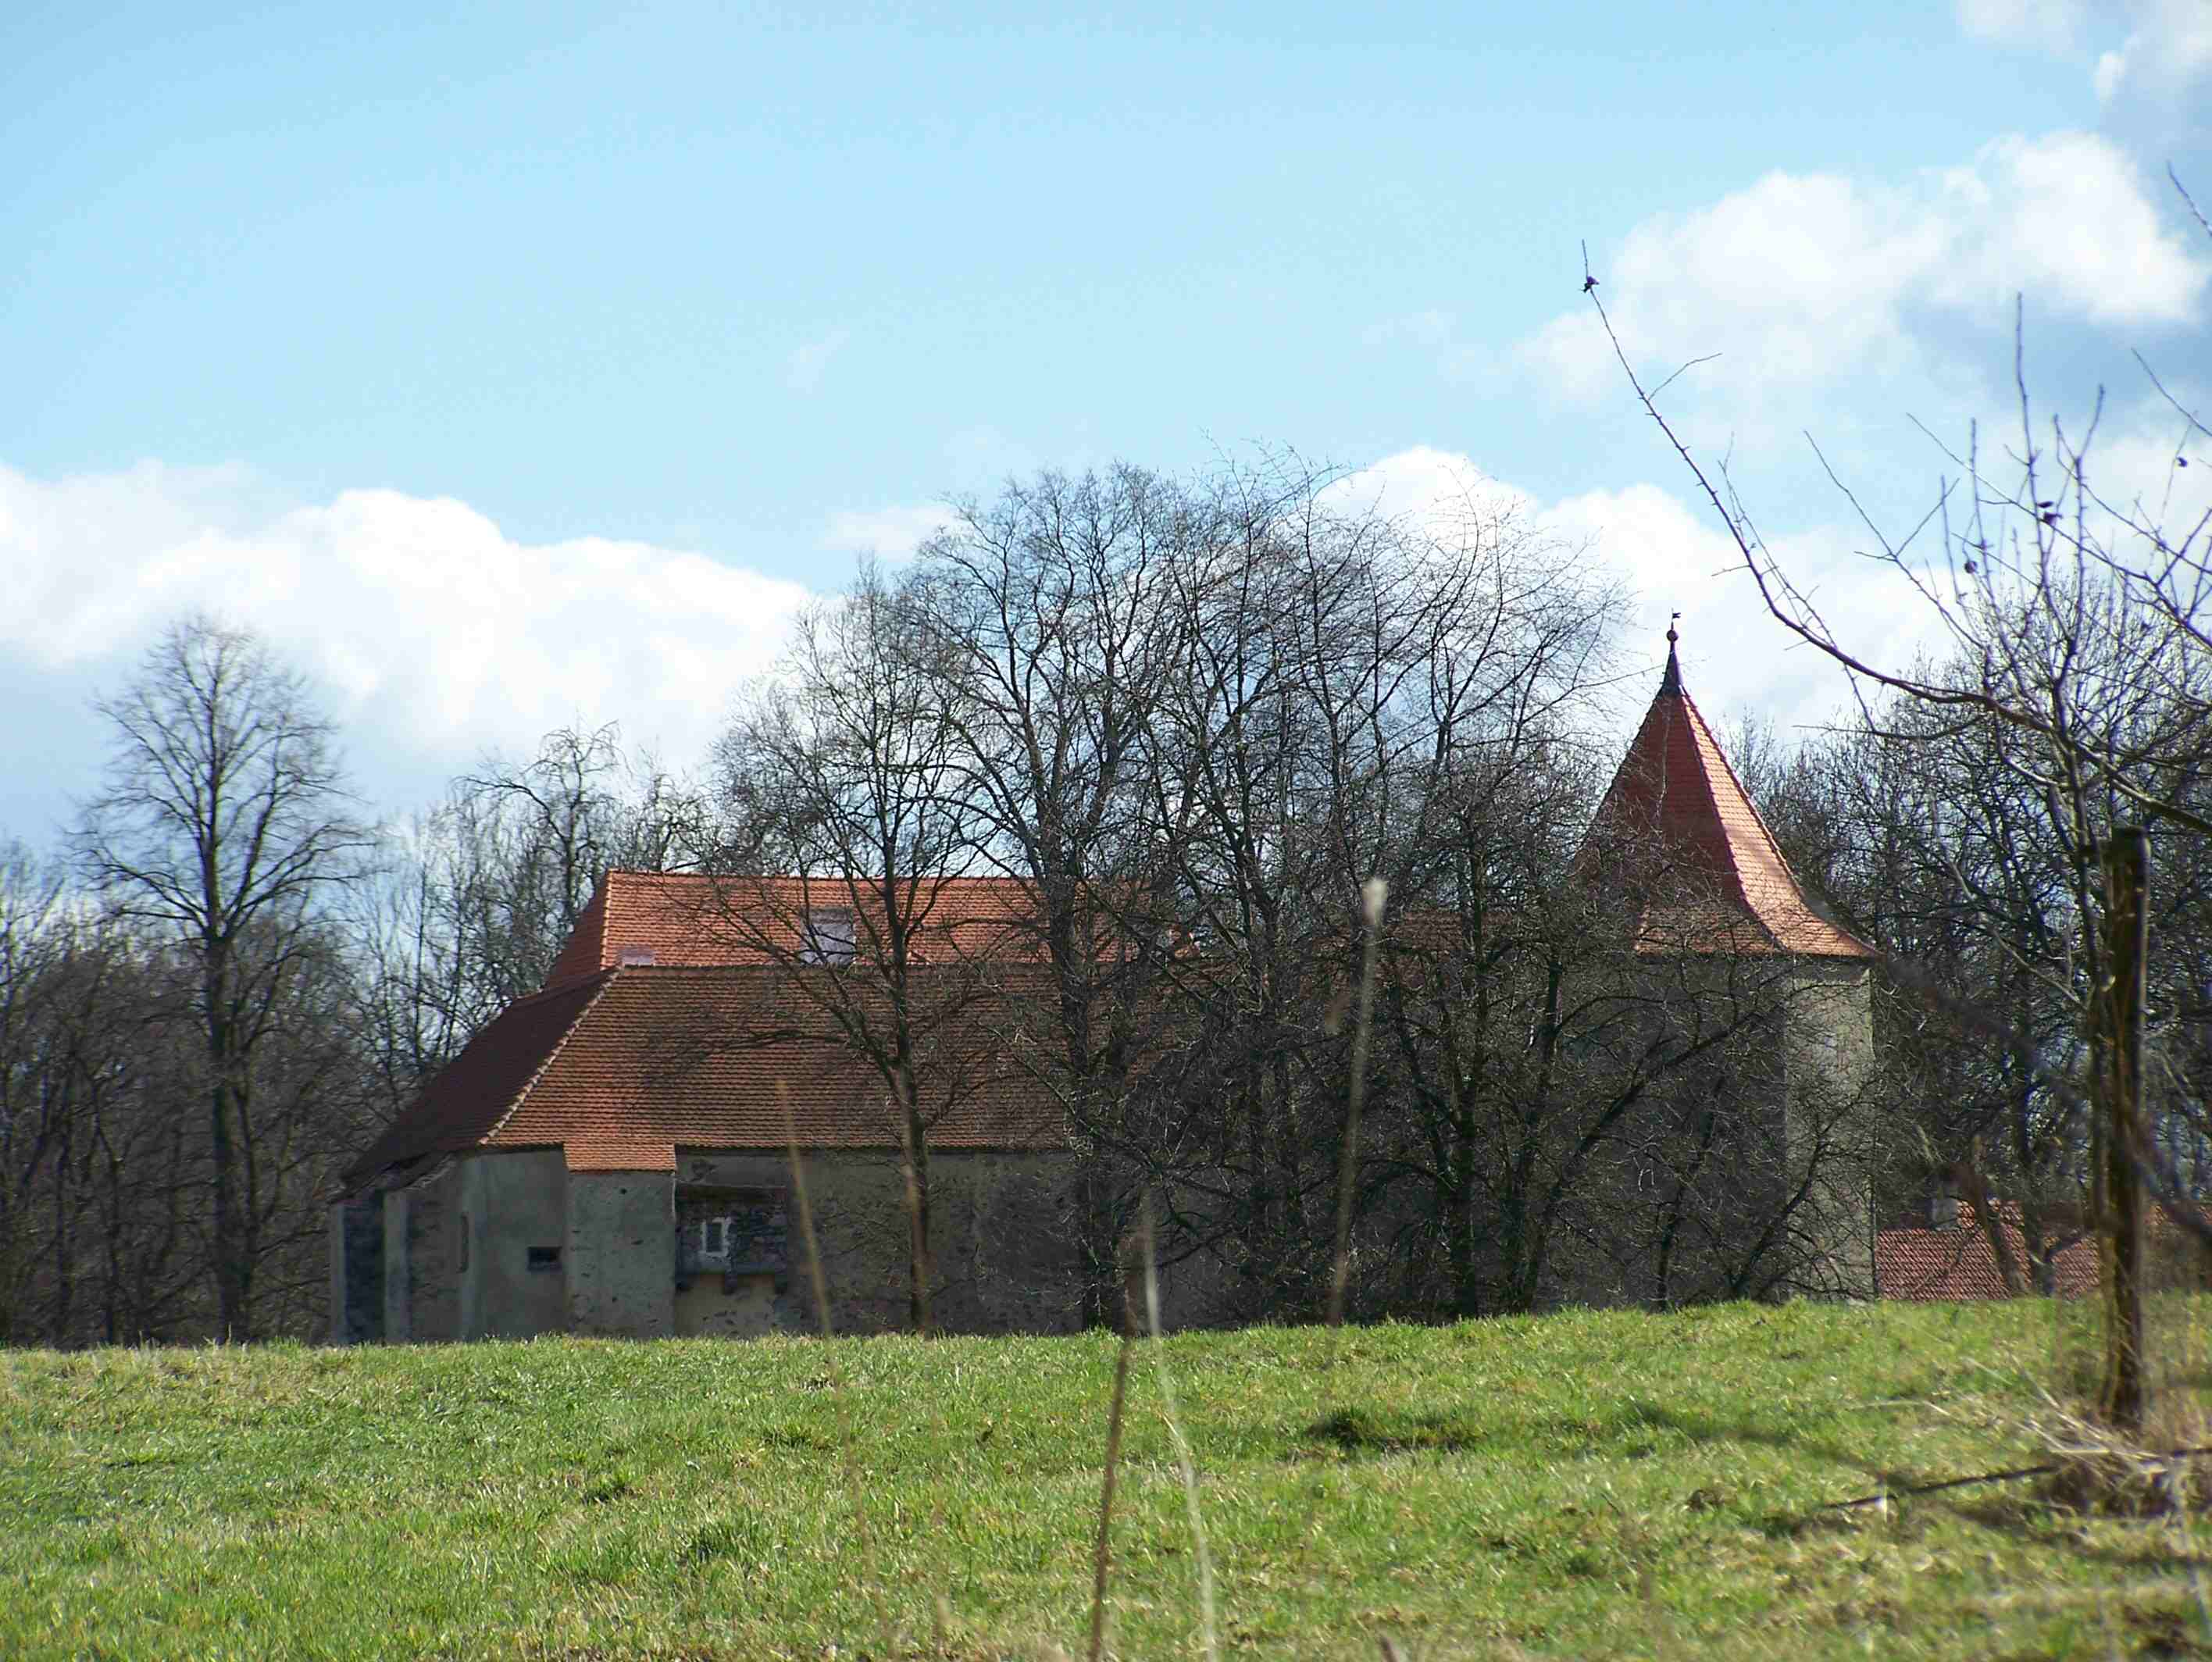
[498,965,1066,1157]
[342,971,615,1187]
[1584,632,1873,959]
[541,871,1054,986]
[343,963,1068,1189]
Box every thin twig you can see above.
[1819,1446,2212,1511]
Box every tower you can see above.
[1579,625,1878,1296]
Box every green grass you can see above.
[2,1300,2207,1659]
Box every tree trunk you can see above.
[899,1091,933,1333]
[2096,827,2150,1432]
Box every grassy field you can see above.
[2,1300,2207,1660]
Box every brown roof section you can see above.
[1875,1204,2098,1300]
[343,972,615,1186]
[346,965,1067,1186]
[1582,637,1873,958]
[543,871,1054,985]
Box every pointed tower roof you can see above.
[1584,626,1873,959]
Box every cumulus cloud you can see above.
[1957,0,2212,105]
[1324,447,1946,740]
[1518,130,2208,405]
[2093,0,2212,103]
[0,461,810,823]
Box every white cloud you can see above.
[1321,444,1536,532]
[1325,447,1948,742]
[0,462,811,819]
[1957,0,2212,109]
[2093,0,2212,103]
[1519,131,2209,405]
[785,327,851,394]
[819,501,958,562]
[1957,0,2090,52]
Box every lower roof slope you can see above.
[344,963,1067,1187]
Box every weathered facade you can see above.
[333,877,1087,1343]
[334,640,1879,1341]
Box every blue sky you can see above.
[3,1,2208,840]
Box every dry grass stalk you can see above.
[1139,1197,1220,1662]
[2028,1398,2210,1517]
[1326,876,1389,1332]
[1086,1239,1140,1662]
[779,1081,880,1646]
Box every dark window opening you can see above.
[527,1246,562,1273]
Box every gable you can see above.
[1584,641,1872,959]
[343,972,614,1187]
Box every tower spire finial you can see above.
[1660,612,1682,694]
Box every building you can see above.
[331,877,1083,1342]
[333,636,1881,1341]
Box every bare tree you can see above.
[1585,186,2212,1423]
[355,722,711,1119]
[714,567,997,1332]
[75,615,373,1339]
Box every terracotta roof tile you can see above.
[343,973,615,1186]
[563,1140,677,1173]
[1875,1203,2099,1300]
[1583,644,1873,959]
[544,872,1058,985]
[347,964,1067,1189]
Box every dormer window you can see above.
[801,907,856,965]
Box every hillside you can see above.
[2,1300,2202,1659]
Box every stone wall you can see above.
[1782,958,1878,1296]
[381,1161,462,1342]
[459,1150,568,1339]
[674,1147,1081,1336]
[328,1193,384,1344]
[565,1170,675,1336]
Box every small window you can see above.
[527,1246,562,1273]
[701,1218,729,1261]
[801,907,856,965]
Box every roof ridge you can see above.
[512,968,618,1004]
[1674,686,1875,956]
[1668,686,1787,951]
[477,967,628,1150]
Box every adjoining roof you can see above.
[344,964,1067,1188]
[1582,633,1874,959]
[1875,1204,2098,1301]
[543,871,1054,986]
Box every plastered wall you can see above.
[565,1170,676,1336]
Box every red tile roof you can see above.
[344,972,616,1186]
[345,965,1067,1186]
[544,872,1056,985]
[1875,1203,2098,1300]
[1582,640,1873,958]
